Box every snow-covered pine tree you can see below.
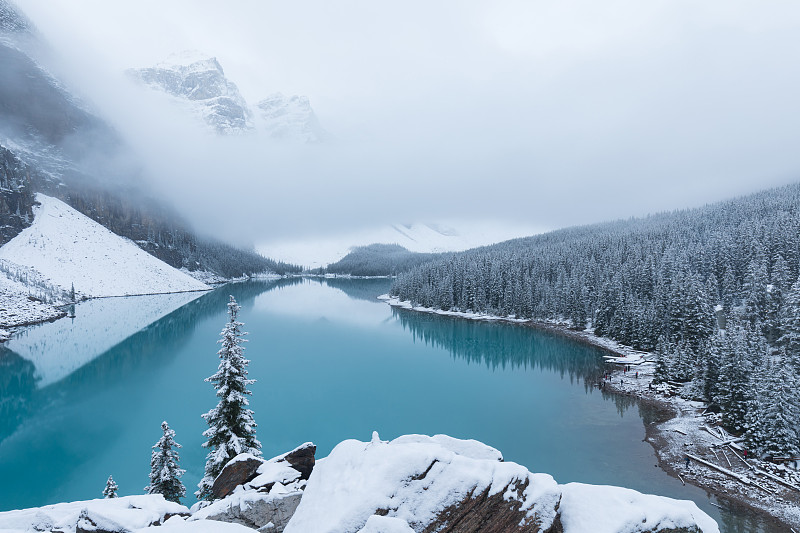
[145,421,186,503]
[747,352,800,457]
[716,322,757,434]
[779,277,800,370]
[102,475,118,498]
[197,296,261,500]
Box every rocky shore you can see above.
[0,434,718,533]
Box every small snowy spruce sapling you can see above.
[102,475,118,498]
[197,296,261,500]
[145,421,186,503]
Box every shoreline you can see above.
[0,274,292,340]
[380,295,800,531]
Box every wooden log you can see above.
[711,437,745,447]
[686,454,751,484]
[677,473,686,486]
[702,426,722,440]
[711,448,720,462]
[673,428,687,436]
[754,468,800,492]
[720,448,732,468]
[727,445,753,470]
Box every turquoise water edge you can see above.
[0,278,776,531]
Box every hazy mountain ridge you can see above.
[128,51,327,142]
[321,243,446,276]
[0,3,295,279]
[256,93,327,142]
[128,52,253,135]
[260,222,537,269]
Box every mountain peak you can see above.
[128,52,328,142]
[128,51,253,134]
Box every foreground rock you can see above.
[284,432,719,533]
[0,435,718,533]
[0,495,188,533]
[191,443,315,532]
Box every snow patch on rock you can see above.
[0,494,187,533]
[284,433,718,533]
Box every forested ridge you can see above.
[391,183,800,457]
[319,243,445,276]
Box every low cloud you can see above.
[14,0,800,246]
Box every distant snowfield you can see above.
[0,194,209,298]
[6,291,204,388]
[258,221,543,269]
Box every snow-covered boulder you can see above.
[135,515,256,532]
[0,194,210,298]
[0,494,188,533]
[284,432,719,533]
[191,443,316,532]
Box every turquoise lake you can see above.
[0,278,777,531]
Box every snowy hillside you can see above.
[0,194,209,298]
[258,221,543,269]
[128,51,326,141]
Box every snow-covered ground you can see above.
[0,273,65,328]
[0,494,188,533]
[258,220,543,269]
[606,363,800,530]
[0,194,209,299]
[379,294,531,323]
[5,291,205,388]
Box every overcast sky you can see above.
[15,0,800,245]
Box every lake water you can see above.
[0,278,777,531]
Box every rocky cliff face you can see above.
[128,52,253,135]
[0,146,34,244]
[129,51,327,142]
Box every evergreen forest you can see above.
[391,184,800,457]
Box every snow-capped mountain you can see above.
[1,7,282,282]
[258,221,542,269]
[127,51,253,135]
[129,51,327,141]
[256,93,327,143]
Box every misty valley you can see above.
[3,0,800,531]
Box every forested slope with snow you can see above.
[391,183,800,459]
[0,194,209,298]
